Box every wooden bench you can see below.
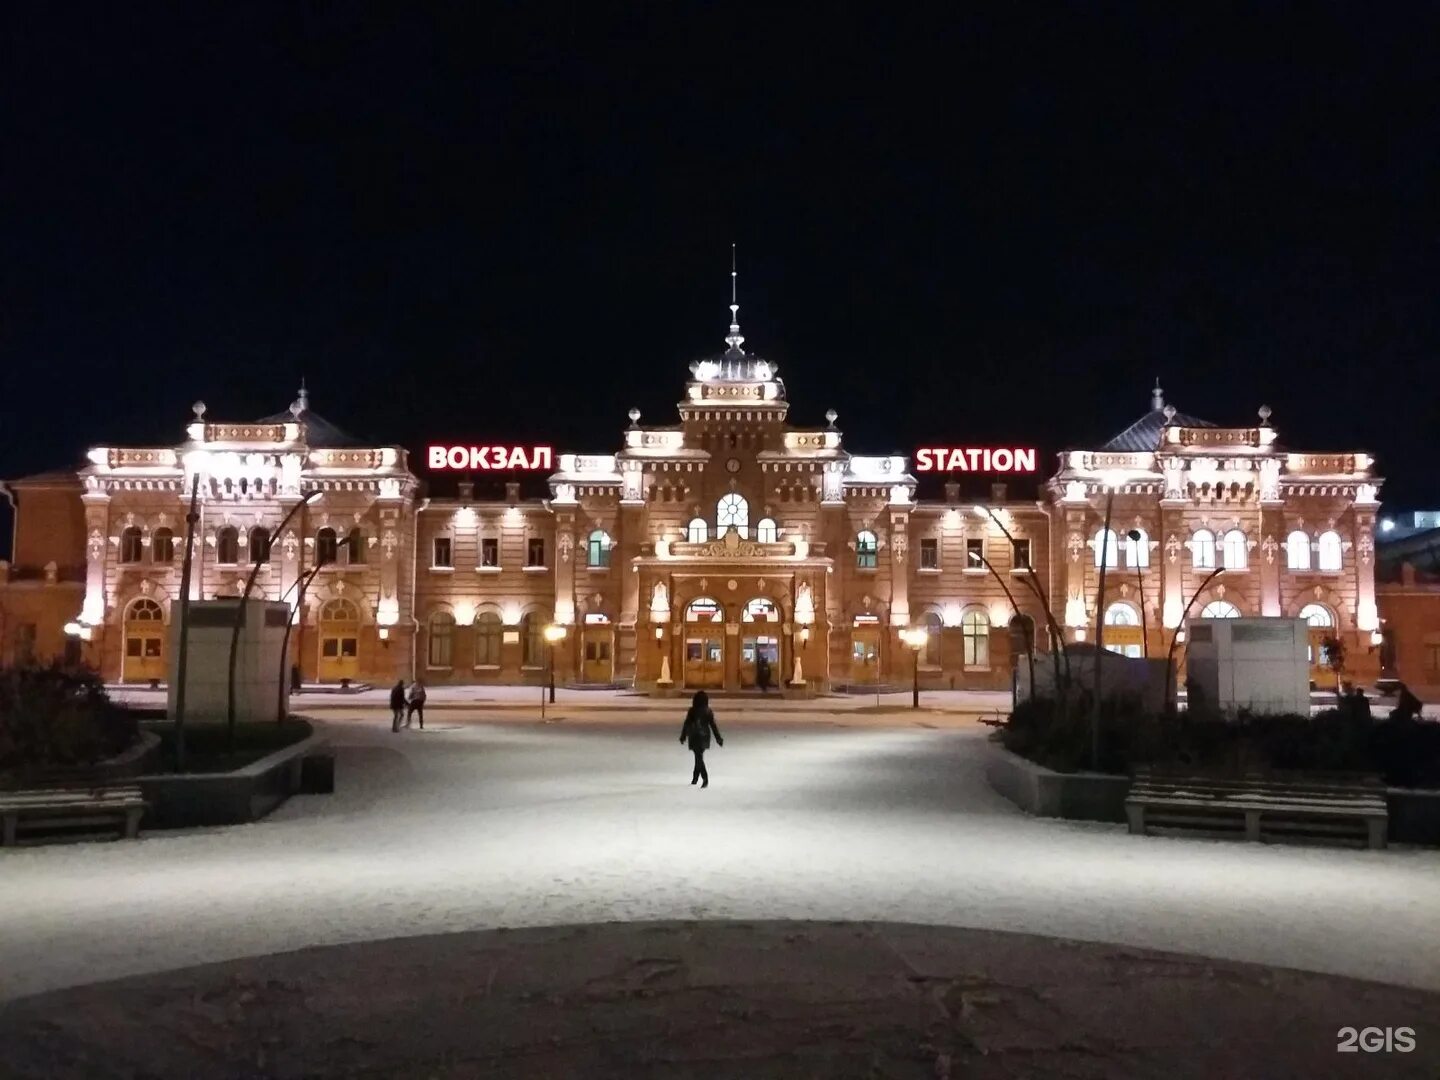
[0,785,147,846]
[1125,771,1388,849]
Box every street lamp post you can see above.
[542,624,567,719]
[1126,528,1149,658]
[972,506,1070,692]
[968,548,1037,703]
[275,556,330,722]
[1164,567,1225,708]
[899,626,927,709]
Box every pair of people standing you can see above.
[389,680,427,732]
[679,690,723,787]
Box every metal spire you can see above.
[725,243,745,353]
[1151,377,1164,412]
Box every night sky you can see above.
[5,4,1438,536]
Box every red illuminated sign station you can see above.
[914,447,1038,473]
[428,445,554,471]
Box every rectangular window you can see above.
[919,538,939,570]
[965,538,985,570]
[527,538,546,567]
[480,537,499,567]
[1012,538,1031,569]
[432,536,453,568]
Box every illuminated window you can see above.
[1011,538,1031,569]
[345,528,366,565]
[1200,600,1241,619]
[1286,530,1311,570]
[962,610,990,668]
[717,494,749,538]
[1221,529,1248,570]
[1125,529,1149,568]
[248,526,272,563]
[432,536,452,568]
[686,597,723,622]
[480,537,499,567]
[526,537,546,567]
[1093,528,1119,568]
[919,537,939,569]
[152,528,175,563]
[742,597,778,622]
[127,597,164,622]
[317,528,339,565]
[856,530,878,569]
[1191,529,1216,570]
[1104,603,1139,626]
[474,611,502,666]
[1299,603,1333,627]
[428,611,455,668]
[1317,531,1342,571]
[217,526,239,565]
[756,518,778,543]
[587,530,612,568]
[922,611,942,666]
[120,527,143,564]
[687,518,708,543]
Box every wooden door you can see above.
[684,635,724,688]
[740,635,780,687]
[317,598,361,683]
[122,598,166,683]
[582,629,614,682]
[850,628,880,684]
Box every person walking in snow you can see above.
[406,679,427,729]
[679,690,723,787]
[389,679,407,732]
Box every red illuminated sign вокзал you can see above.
[428,445,554,471]
[914,447,1038,473]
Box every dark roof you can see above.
[6,468,83,487]
[254,409,366,448]
[1101,407,1215,452]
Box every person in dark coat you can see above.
[389,679,407,732]
[406,680,427,729]
[755,653,772,693]
[679,690,723,787]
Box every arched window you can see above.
[152,527,175,564]
[1221,530,1248,570]
[856,530,878,569]
[217,526,239,565]
[520,612,546,666]
[120,527,143,564]
[921,611,942,666]
[320,597,360,623]
[474,611,503,667]
[756,518,778,543]
[126,597,164,622]
[1317,531,1342,571]
[1093,528,1119,568]
[685,597,723,623]
[716,494,749,538]
[687,518,708,544]
[1191,529,1216,569]
[316,527,339,565]
[1286,530,1311,570]
[1124,529,1149,568]
[428,611,455,668]
[587,529,612,568]
[345,528,366,565]
[1199,600,1241,619]
[742,597,778,622]
[1299,603,1333,627]
[962,610,990,668]
[1104,603,1139,626]
[248,526,272,564]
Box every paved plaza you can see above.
[3,704,1439,1010]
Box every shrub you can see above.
[0,663,138,772]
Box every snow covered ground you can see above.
[2,711,1437,1003]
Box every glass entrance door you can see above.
[740,635,780,688]
[850,628,880,684]
[684,636,724,688]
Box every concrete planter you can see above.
[0,731,163,789]
[1386,787,1440,846]
[985,745,1130,823]
[136,726,326,829]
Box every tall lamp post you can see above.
[542,624,567,718]
[899,626,927,709]
[968,549,1037,701]
[1164,567,1225,708]
[275,555,331,722]
[972,506,1070,692]
[1125,529,1149,658]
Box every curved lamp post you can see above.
[972,506,1070,692]
[898,626,927,709]
[1164,567,1225,709]
[275,554,331,722]
[1126,528,1149,658]
[542,623,567,718]
[228,489,320,748]
[968,548,1037,702]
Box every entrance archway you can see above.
[1102,602,1143,658]
[122,597,166,684]
[317,597,361,683]
[581,614,614,683]
[1299,603,1337,689]
[740,598,780,688]
[850,613,882,684]
[683,597,725,688]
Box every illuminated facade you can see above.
[0,307,1387,692]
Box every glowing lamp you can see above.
[1370,630,1384,646]
[378,627,390,641]
[899,627,928,652]
[1073,628,1086,642]
[654,625,664,640]
[543,624,567,644]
